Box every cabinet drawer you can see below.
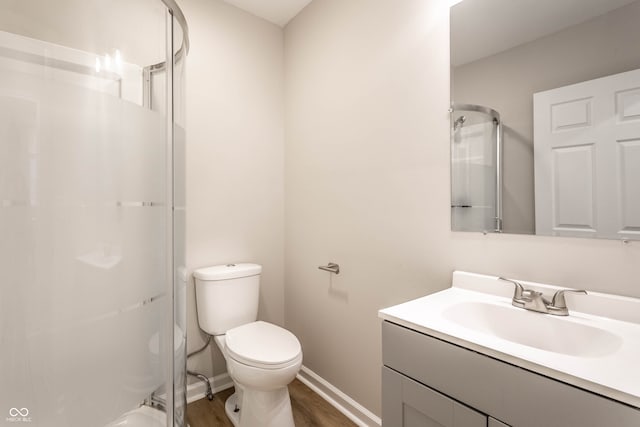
[382,321,640,427]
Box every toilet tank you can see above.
[193,263,261,335]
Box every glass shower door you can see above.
[0,1,187,425]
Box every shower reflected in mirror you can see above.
[450,0,640,240]
[451,104,502,233]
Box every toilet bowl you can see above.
[215,322,302,426]
[193,264,303,427]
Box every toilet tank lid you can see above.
[193,263,262,280]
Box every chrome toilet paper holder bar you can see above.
[318,263,340,274]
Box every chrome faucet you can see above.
[547,289,588,316]
[498,277,587,316]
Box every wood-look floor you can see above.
[186,379,358,427]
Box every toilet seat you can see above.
[226,321,301,369]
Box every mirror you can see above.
[450,0,640,240]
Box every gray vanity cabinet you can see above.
[383,366,486,427]
[381,321,640,427]
[488,418,509,427]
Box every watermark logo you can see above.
[6,408,31,423]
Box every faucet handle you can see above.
[498,277,525,300]
[551,289,588,309]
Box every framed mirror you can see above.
[450,0,640,240]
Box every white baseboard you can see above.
[186,372,234,404]
[296,365,382,427]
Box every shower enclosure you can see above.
[0,1,187,426]
[450,103,503,233]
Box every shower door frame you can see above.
[159,2,189,425]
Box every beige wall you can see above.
[182,0,285,379]
[453,1,640,234]
[284,0,454,416]
[284,0,640,418]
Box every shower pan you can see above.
[0,1,188,426]
[450,103,503,233]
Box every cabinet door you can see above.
[489,418,510,427]
[382,366,486,427]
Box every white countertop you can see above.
[378,271,640,409]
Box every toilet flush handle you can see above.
[318,263,340,275]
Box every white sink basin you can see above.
[378,271,640,409]
[442,301,622,357]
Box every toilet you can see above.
[193,263,302,427]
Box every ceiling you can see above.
[222,0,312,27]
[221,0,637,57]
[451,0,638,66]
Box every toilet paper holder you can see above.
[318,263,340,274]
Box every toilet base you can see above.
[224,387,295,427]
[224,393,241,426]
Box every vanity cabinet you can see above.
[382,321,640,427]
